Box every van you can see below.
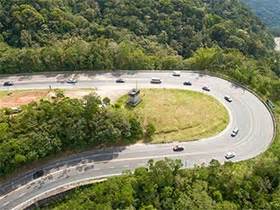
[151,78,162,84]
[172,71,181,76]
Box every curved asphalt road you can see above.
[0,71,274,210]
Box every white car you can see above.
[67,78,77,84]
[231,128,239,137]
[225,152,236,159]
[172,71,181,77]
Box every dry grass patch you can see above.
[117,89,229,143]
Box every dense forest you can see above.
[1,0,280,209]
[242,0,280,36]
[45,157,280,210]
[0,93,145,176]
[0,0,276,74]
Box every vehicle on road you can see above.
[116,78,125,83]
[173,145,184,152]
[202,86,210,91]
[151,77,162,84]
[225,152,236,159]
[183,81,192,86]
[172,71,181,76]
[224,95,233,102]
[33,170,44,179]
[231,128,239,137]
[3,81,14,86]
[67,78,77,84]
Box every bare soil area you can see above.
[0,89,95,108]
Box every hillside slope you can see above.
[0,0,275,74]
[242,0,280,35]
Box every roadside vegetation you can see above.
[0,93,145,177]
[117,89,229,143]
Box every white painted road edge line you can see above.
[11,174,121,210]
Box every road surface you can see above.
[0,71,275,209]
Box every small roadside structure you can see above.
[127,88,141,106]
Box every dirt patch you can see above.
[0,90,49,108]
[0,89,96,108]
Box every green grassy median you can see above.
[117,89,229,143]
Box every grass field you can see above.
[117,89,229,143]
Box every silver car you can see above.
[225,152,236,159]
[67,78,77,84]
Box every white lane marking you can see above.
[0,162,95,201]
[11,175,118,210]
[2,201,10,206]
[18,192,26,198]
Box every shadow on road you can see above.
[0,146,126,196]
[230,82,246,92]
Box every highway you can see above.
[0,71,275,210]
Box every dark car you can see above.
[33,170,44,179]
[183,81,192,86]
[173,145,184,152]
[202,86,210,91]
[116,78,125,83]
[231,128,239,137]
[224,95,233,102]
[3,81,14,86]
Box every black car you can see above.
[3,81,14,86]
[224,96,233,102]
[202,86,210,91]
[116,78,125,83]
[173,145,184,152]
[183,81,192,86]
[33,170,44,179]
